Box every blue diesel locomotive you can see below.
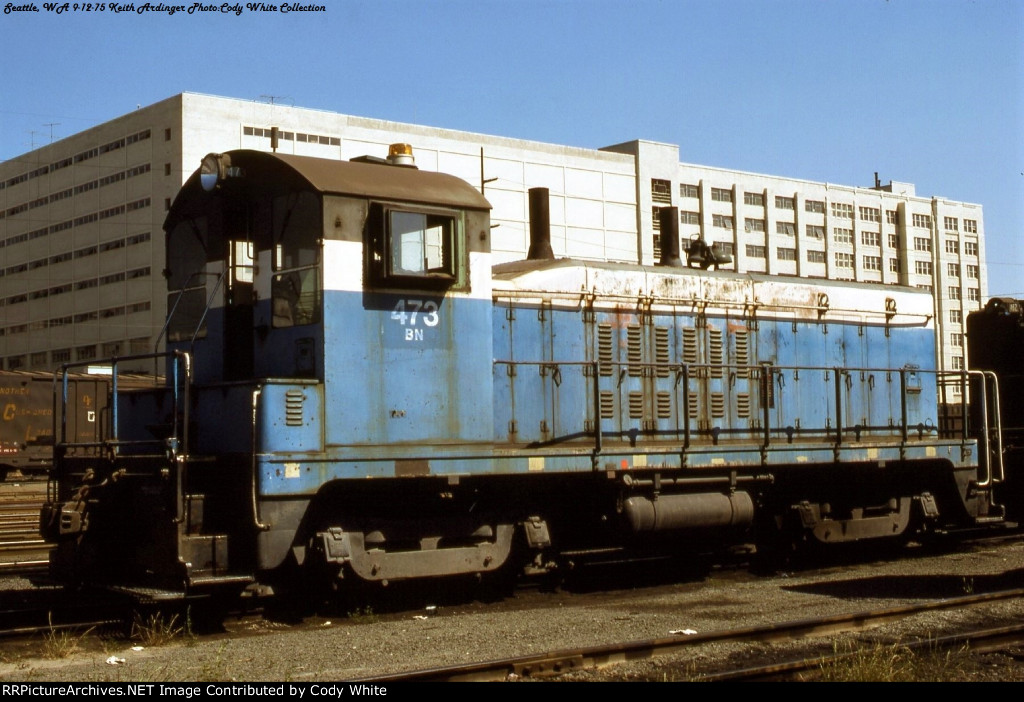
[40,146,1014,598]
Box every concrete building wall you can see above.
[606,139,986,385]
[0,93,986,383]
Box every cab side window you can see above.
[368,203,462,289]
[271,191,322,328]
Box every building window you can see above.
[652,207,663,231]
[964,241,978,257]
[951,333,963,348]
[944,216,959,232]
[679,183,698,198]
[889,258,900,273]
[680,210,700,225]
[807,250,826,263]
[745,244,766,258]
[949,286,961,300]
[711,187,733,203]
[775,196,794,210]
[835,252,854,269]
[715,242,735,256]
[859,206,880,223]
[776,247,796,261]
[968,287,980,302]
[886,210,899,225]
[863,255,882,271]
[744,218,765,233]
[861,231,880,247]
[950,309,963,325]
[51,348,70,364]
[6,355,25,370]
[915,260,933,276]
[945,239,959,254]
[914,237,932,252]
[76,345,97,361]
[831,202,853,219]
[805,199,825,214]
[964,219,977,234]
[917,284,933,293]
[744,192,764,207]
[966,264,979,279]
[833,228,853,244]
[888,233,900,249]
[776,221,795,236]
[947,263,960,278]
[912,213,932,228]
[164,128,172,141]
[806,224,825,239]
[713,214,734,230]
[651,179,672,204]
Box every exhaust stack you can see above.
[657,207,682,267]
[527,187,554,260]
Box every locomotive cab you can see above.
[45,147,496,595]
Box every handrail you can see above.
[55,352,191,483]
[493,358,947,464]
[154,271,224,375]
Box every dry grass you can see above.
[814,640,973,682]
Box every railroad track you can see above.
[0,481,50,572]
[355,588,1024,682]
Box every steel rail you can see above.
[353,588,1024,682]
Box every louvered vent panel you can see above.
[709,328,723,378]
[688,393,699,420]
[627,325,643,377]
[656,391,672,418]
[736,392,750,418]
[735,329,749,378]
[600,391,615,418]
[654,327,669,377]
[711,392,725,418]
[598,323,613,376]
[628,391,644,419]
[682,327,698,364]
[285,390,305,427]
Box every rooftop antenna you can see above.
[259,96,291,153]
[44,122,60,144]
[259,94,292,107]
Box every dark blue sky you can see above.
[2,0,1020,295]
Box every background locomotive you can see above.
[39,146,1021,599]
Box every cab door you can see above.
[224,239,255,381]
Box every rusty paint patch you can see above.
[284,462,300,478]
[395,459,430,477]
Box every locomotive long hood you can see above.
[492,257,935,328]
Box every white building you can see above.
[0,93,986,377]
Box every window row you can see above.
[0,266,151,308]
[0,129,151,192]
[244,126,340,146]
[3,336,152,370]
[0,198,150,250]
[0,232,150,279]
[0,164,151,224]
[0,299,152,339]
